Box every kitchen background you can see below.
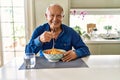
[0,0,120,67]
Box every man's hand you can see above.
[39,31,53,43]
[62,50,77,62]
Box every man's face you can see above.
[45,6,64,29]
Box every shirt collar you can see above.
[45,23,65,38]
[58,24,65,38]
[46,23,51,31]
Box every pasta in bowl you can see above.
[43,48,66,62]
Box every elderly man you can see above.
[25,4,90,62]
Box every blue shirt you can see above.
[25,23,90,58]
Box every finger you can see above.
[46,32,52,37]
[45,32,53,40]
[63,51,70,56]
[62,54,72,62]
[65,58,72,62]
[62,56,71,62]
[62,50,77,62]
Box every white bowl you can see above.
[43,49,66,62]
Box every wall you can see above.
[0,21,3,67]
[24,0,36,42]
[71,0,120,8]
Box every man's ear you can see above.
[45,13,47,18]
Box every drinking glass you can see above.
[24,53,36,68]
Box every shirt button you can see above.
[64,44,66,46]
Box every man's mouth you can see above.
[52,21,58,25]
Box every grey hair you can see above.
[45,4,65,16]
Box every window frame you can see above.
[70,8,120,34]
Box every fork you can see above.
[52,29,56,49]
[52,38,55,49]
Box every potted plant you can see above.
[73,25,85,35]
[73,25,90,40]
[104,25,112,37]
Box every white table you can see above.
[0,55,120,80]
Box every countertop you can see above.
[83,33,120,43]
[84,38,120,43]
[0,55,120,80]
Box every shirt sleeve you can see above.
[71,29,90,58]
[34,36,43,46]
[25,26,44,54]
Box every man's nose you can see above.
[53,16,57,20]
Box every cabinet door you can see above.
[87,43,120,55]
[100,44,120,55]
[86,44,100,55]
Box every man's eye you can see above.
[51,15,54,17]
[49,15,54,17]
[57,15,61,17]
[49,15,62,18]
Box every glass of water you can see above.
[24,53,36,68]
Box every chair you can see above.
[87,23,96,33]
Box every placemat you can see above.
[19,57,88,70]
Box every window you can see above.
[70,9,120,34]
[0,0,26,64]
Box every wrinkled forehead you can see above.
[46,4,64,15]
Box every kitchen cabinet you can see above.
[100,44,120,55]
[85,40,120,55]
[86,44,100,55]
